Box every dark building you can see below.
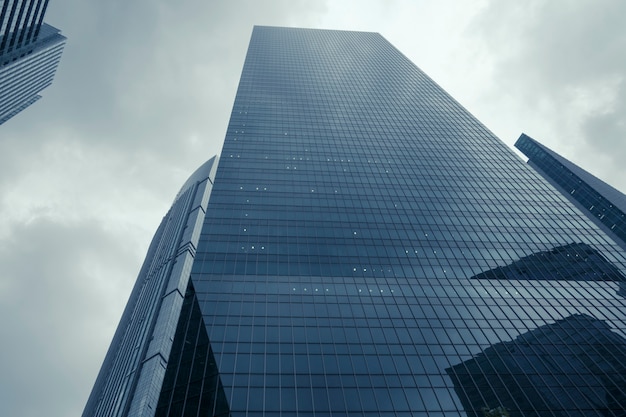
[516,134,626,251]
[0,0,65,125]
[83,27,626,416]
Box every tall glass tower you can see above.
[0,0,65,125]
[83,26,626,417]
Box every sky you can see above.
[1,1,625,416]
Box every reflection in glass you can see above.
[471,243,626,282]
[446,314,626,416]
[155,282,230,417]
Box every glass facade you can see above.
[85,26,626,416]
[0,1,65,125]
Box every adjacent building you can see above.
[0,0,65,125]
[516,133,626,251]
[83,26,626,416]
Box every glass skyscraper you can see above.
[83,26,626,417]
[0,0,65,125]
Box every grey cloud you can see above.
[470,0,626,187]
[38,0,327,161]
[471,1,626,88]
[0,218,139,417]
[582,79,626,157]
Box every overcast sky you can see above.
[1,1,625,416]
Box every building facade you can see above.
[84,27,626,417]
[0,0,65,125]
[516,133,626,252]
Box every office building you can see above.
[83,26,626,416]
[0,0,65,125]
[516,133,626,251]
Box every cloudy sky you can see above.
[1,1,625,416]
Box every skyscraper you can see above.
[83,26,626,416]
[516,133,626,251]
[0,0,65,125]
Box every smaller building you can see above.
[516,134,626,252]
[0,1,66,125]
